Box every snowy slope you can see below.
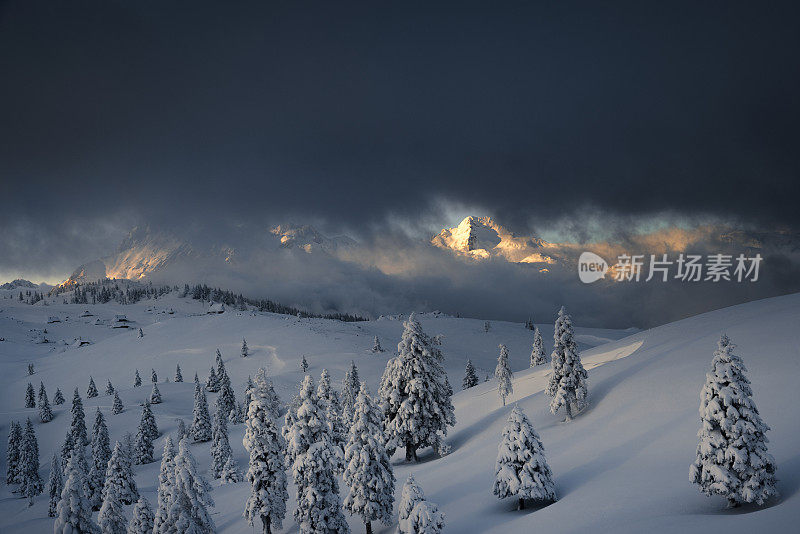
[0,290,798,532]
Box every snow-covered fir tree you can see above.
[317,368,347,457]
[545,307,588,421]
[53,387,65,405]
[89,408,112,509]
[689,334,778,507]
[462,359,479,390]
[98,444,129,534]
[220,456,242,484]
[379,313,455,461]
[174,364,183,383]
[241,337,249,358]
[47,453,63,517]
[216,353,236,421]
[343,382,395,534]
[530,327,546,366]
[134,369,142,388]
[285,375,349,534]
[134,402,157,465]
[118,434,139,504]
[495,344,514,406]
[243,368,288,534]
[137,327,144,339]
[228,401,245,425]
[38,380,47,404]
[6,420,22,484]
[205,366,220,392]
[71,388,89,445]
[105,380,115,396]
[484,321,491,333]
[407,500,445,534]
[151,369,157,383]
[153,437,177,533]
[300,355,309,374]
[112,392,124,414]
[25,382,36,408]
[20,418,43,504]
[371,336,384,353]
[59,431,75,473]
[210,396,233,479]
[150,382,162,404]
[28,362,35,375]
[163,438,215,533]
[39,383,54,423]
[87,377,99,398]
[493,405,556,510]
[244,375,255,411]
[176,418,187,440]
[127,496,154,534]
[341,360,360,422]
[54,449,100,534]
[191,380,213,442]
[397,474,424,533]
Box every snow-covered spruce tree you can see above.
[244,375,255,411]
[205,366,220,392]
[221,456,241,484]
[105,380,115,396]
[53,387,65,405]
[118,434,139,504]
[530,327,546,367]
[545,307,588,421]
[134,402,156,465]
[134,369,142,387]
[191,380,213,442]
[54,449,100,534]
[495,344,514,406]
[47,453,64,517]
[689,335,778,507]
[87,377,99,398]
[300,355,308,374]
[228,401,245,425]
[343,382,395,534]
[153,437,176,533]
[341,360,360,422]
[241,338,249,358]
[150,383,162,404]
[164,438,215,532]
[89,408,112,509]
[216,354,236,421]
[176,418,187,440]
[484,321,491,333]
[243,368,288,534]
[112,392,124,414]
[285,375,349,534]
[493,405,556,510]
[59,431,75,473]
[462,359,479,390]
[408,500,445,534]
[20,418,43,504]
[103,441,137,507]
[71,388,89,445]
[40,383,54,423]
[210,397,233,479]
[372,336,384,353]
[38,381,47,404]
[137,327,144,339]
[379,313,455,461]
[318,368,347,457]
[151,369,157,383]
[397,474,424,533]
[98,444,129,533]
[174,364,183,383]
[28,362,35,375]
[25,382,36,408]
[127,496,154,534]
[6,420,22,484]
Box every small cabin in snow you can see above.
[207,302,225,314]
[80,310,93,317]
[111,314,130,328]
[47,316,61,323]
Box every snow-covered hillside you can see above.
[0,289,798,532]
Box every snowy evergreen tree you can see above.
[407,500,445,534]
[98,445,129,533]
[545,307,588,421]
[54,450,99,534]
[484,321,491,333]
[53,387,65,405]
[241,337,249,358]
[20,418,43,504]
[47,453,63,517]
[493,405,556,510]
[153,437,177,533]
[103,440,137,507]
[341,361,360,423]
[343,383,395,534]
[118,434,139,504]
[228,401,245,425]
[318,368,346,457]
[689,335,778,507]
[105,380,115,396]
[243,368,288,534]
[174,364,183,383]
[216,354,236,421]
[163,438,215,533]
[87,377,99,398]
[495,344,514,406]
[244,375,255,411]
[205,367,220,392]
[300,355,309,374]
[127,497,154,534]
[59,431,75,473]
[371,336,384,353]
[112,392,124,414]
[40,383,54,423]
[134,401,157,464]
[134,369,142,387]
[530,327,546,366]
[71,388,89,445]
[176,418,187,440]
[151,369,157,383]
[397,474,424,533]
[137,327,144,339]
[28,362,35,375]
[379,313,455,461]
[150,382,162,404]
[25,382,36,408]
[220,457,242,484]
[89,408,112,509]
[191,381,212,442]
[462,359,479,390]
[285,375,349,534]
[210,397,233,479]
[6,420,22,484]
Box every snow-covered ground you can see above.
[0,288,798,532]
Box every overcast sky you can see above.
[2,1,799,324]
